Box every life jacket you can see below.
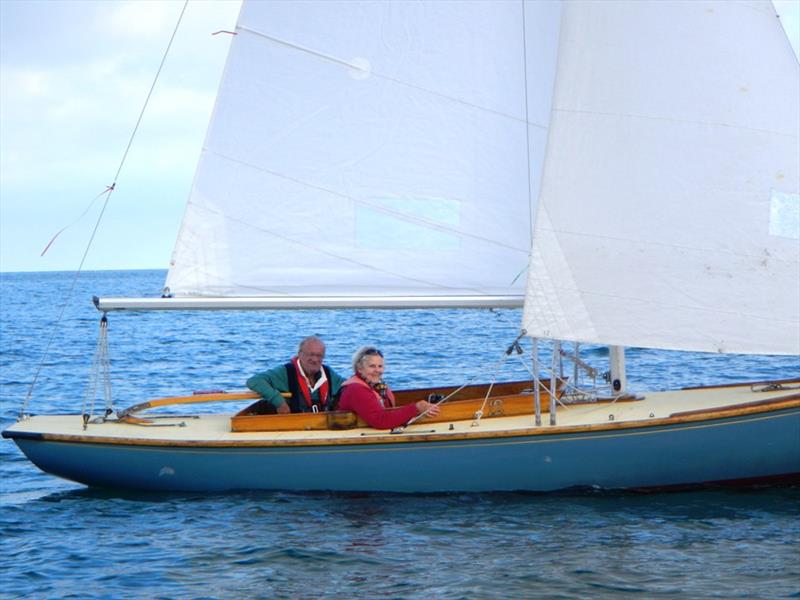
[285,360,334,413]
[342,375,396,407]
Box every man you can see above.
[246,336,345,414]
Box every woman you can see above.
[338,346,441,429]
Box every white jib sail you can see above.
[164,0,563,307]
[522,0,800,355]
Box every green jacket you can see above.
[246,362,345,412]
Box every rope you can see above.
[40,186,114,257]
[20,1,189,419]
[402,332,524,429]
[470,355,508,427]
[469,330,527,425]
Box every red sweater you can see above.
[338,377,419,430]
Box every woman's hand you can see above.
[414,400,441,417]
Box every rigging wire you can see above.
[401,336,520,429]
[40,185,114,257]
[81,314,111,429]
[20,1,190,418]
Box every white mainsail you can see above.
[164,0,563,307]
[522,0,800,355]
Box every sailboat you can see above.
[3,0,799,493]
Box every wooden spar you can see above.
[118,391,267,417]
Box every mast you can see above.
[608,345,626,394]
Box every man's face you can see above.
[298,341,325,375]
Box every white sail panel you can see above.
[522,0,800,354]
[166,1,561,303]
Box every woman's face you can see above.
[358,354,384,385]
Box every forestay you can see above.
[522,0,800,355]
[163,0,563,307]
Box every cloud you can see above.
[0,0,241,271]
[102,0,176,39]
[1,1,240,187]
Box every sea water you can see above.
[1,270,798,599]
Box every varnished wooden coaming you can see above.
[230,379,564,432]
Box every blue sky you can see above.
[1,0,798,273]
